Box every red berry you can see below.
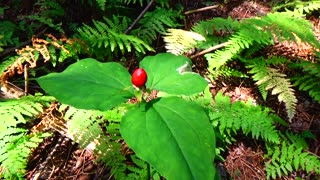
[131,68,147,88]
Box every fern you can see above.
[291,61,320,103]
[210,92,281,144]
[0,21,19,47]
[295,1,320,14]
[0,56,17,75]
[265,140,320,179]
[77,16,153,56]
[210,65,248,79]
[61,102,162,180]
[191,11,320,72]
[0,96,54,179]
[26,0,65,33]
[192,16,240,37]
[61,103,160,179]
[34,0,64,18]
[273,0,320,14]
[248,62,297,121]
[163,29,205,55]
[132,7,182,44]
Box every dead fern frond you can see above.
[0,34,79,83]
[163,29,205,55]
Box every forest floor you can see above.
[2,0,319,179]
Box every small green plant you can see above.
[36,53,217,179]
[0,96,53,179]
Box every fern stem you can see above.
[146,162,151,180]
[184,5,220,15]
[125,0,155,34]
[190,42,230,59]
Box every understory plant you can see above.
[162,3,320,179]
[36,53,217,180]
[164,7,320,122]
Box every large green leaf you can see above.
[140,53,208,95]
[120,97,216,180]
[37,58,134,111]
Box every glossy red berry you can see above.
[131,68,147,88]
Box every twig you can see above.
[184,5,220,15]
[124,0,155,34]
[190,42,230,59]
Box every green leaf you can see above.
[120,97,216,180]
[140,53,208,96]
[37,58,134,111]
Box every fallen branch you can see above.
[190,42,230,59]
[184,5,220,15]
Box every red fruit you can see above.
[131,68,147,88]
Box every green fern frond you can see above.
[262,11,320,48]
[274,0,320,14]
[61,103,145,179]
[0,56,17,74]
[0,96,53,179]
[77,17,153,55]
[132,7,182,43]
[35,0,64,18]
[195,11,319,72]
[0,96,54,127]
[27,0,64,33]
[163,29,205,55]
[0,21,19,47]
[192,17,240,37]
[210,65,248,79]
[210,92,281,144]
[95,0,107,10]
[265,140,320,179]
[295,1,320,14]
[27,15,63,33]
[291,61,320,103]
[0,132,51,179]
[266,56,290,66]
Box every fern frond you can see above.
[0,56,17,75]
[26,15,63,33]
[77,17,153,54]
[0,96,54,126]
[196,11,319,72]
[61,103,144,179]
[295,1,320,14]
[192,17,240,37]
[210,92,281,144]
[274,0,320,14]
[0,96,53,179]
[163,29,205,55]
[0,132,51,179]
[95,0,107,10]
[248,63,297,121]
[210,65,248,79]
[265,140,320,179]
[132,7,182,43]
[291,61,320,103]
[35,0,64,18]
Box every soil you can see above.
[2,0,320,179]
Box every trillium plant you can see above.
[37,53,217,180]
